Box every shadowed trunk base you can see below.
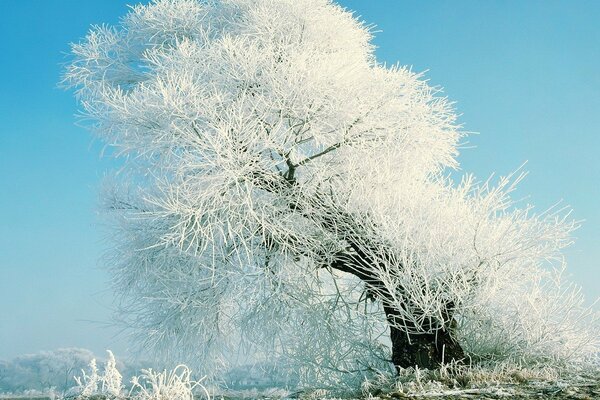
[385,306,465,371]
[323,242,466,371]
[389,324,465,370]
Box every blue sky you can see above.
[0,0,598,360]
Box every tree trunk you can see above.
[384,305,465,371]
[326,252,466,371]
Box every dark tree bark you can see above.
[383,304,465,371]
[328,245,465,371]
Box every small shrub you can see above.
[70,351,209,400]
[130,365,208,400]
[73,351,122,399]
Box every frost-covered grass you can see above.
[1,351,599,399]
[66,352,209,400]
[353,361,599,399]
[287,361,600,399]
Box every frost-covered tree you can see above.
[64,0,598,384]
[0,348,99,394]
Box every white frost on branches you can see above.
[72,352,208,400]
[64,0,599,387]
[74,351,122,398]
[130,365,209,400]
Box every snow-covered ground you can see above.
[1,349,599,399]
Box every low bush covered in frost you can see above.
[68,351,209,400]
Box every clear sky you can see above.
[0,0,598,360]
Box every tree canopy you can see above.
[65,0,598,387]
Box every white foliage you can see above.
[74,358,99,398]
[130,366,208,400]
[103,351,123,397]
[64,0,599,386]
[70,352,208,400]
[0,348,96,394]
[73,351,122,398]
